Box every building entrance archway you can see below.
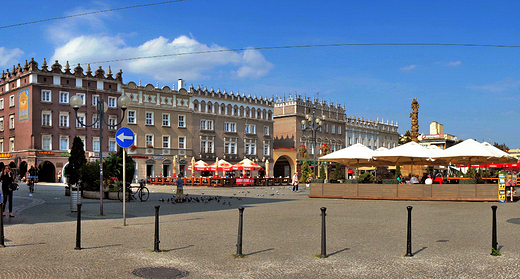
[38,161,56,182]
[274,156,292,178]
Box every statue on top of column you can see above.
[410,98,419,142]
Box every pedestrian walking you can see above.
[176,174,184,202]
[292,171,299,192]
[1,165,15,217]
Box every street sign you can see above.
[116,127,135,148]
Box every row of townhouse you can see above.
[0,58,274,182]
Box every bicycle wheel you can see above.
[139,187,149,202]
[118,188,130,202]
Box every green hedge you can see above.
[459,179,476,184]
[345,179,358,184]
[382,179,399,184]
[311,179,324,183]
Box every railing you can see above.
[146,176,292,187]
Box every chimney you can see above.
[178,79,183,89]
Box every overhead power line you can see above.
[0,0,187,29]
[85,42,520,65]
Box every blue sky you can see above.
[1,1,520,147]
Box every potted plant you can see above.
[129,144,137,152]
[146,144,154,149]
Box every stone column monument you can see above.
[410,98,419,142]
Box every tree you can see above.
[330,163,345,180]
[465,167,476,178]
[103,147,136,183]
[319,163,326,180]
[399,130,412,145]
[493,142,509,152]
[65,136,86,187]
[395,165,402,179]
[299,160,314,183]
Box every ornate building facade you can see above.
[0,58,123,182]
[344,116,399,150]
[122,81,274,179]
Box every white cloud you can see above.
[445,61,462,67]
[0,47,24,68]
[399,65,416,72]
[468,77,519,93]
[51,34,273,82]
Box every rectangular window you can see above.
[331,125,335,134]
[145,112,154,125]
[93,137,100,152]
[92,115,99,129]
[108,115,117,130]
[200,136,214,153]
[9,115,14,130]
[338,126,341,135]
[109,138,116,152]
[59,135,69,150]
[0,98,4,109]
[225,122,236,132]
[244,139,256,155]
[325,124,328,133]
[224,138,237,154]
[0,117,3,131]
[200,120,214,131]
[146,135,154,148]
[42,135,52,150]
[108,96,117,108]
[178,115,185,128]
[92,95,99,106]
[76,112,85,128]
[59,112,69,127]
[42,111,52,126]
[178,137,186,149]
[264,126,269,136]
[9,96,14,107]
[245,124,256,134]
[76,93,85,105]
[78,136,86,149]
[162,114,170,127]
[42,90,51,102]
[9,137,14,151]
[162,136,170,148]
[128,110,136,124]
[264,140,270,156]
[0,139,3,152]
[59,91,69,104]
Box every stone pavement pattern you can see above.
[1,183,520,278]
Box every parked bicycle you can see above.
[118,180,149,202]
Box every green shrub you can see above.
[345,179,358,184]
[460,179,476,184]
[359,172,374,183]
[80,161,101,191]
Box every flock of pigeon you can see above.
[157,186,303,206]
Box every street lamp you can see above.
[70,94,131,215]
[301,107,326,178]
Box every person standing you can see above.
[292,171,299,192]
[1,166,15,217]
[176,174,184,202]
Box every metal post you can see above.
[75,203,82,250]
[98,102,104,216]
[320,207,327,258]
[154,205,160,252]
[0,203,4,248]
[123,148,126,226]
[491,205,498,254]
[236,207,245,257]
[405,206,413,257]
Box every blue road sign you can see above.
[116,127,135,148]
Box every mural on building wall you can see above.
[19,89,29,121]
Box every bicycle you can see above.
[118,180,149,202]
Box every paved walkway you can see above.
[1,183,520,278]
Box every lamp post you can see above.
[301,107,325,178]
[70,94,131,215]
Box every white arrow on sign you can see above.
[117,133,133,142]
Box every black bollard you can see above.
[75,203,82,250]
[0,203,4,248]
[236,207,245,257]
[154,205,160,252]
[320,207,327,258]
[491,205,498,255]
[405,206,413,257]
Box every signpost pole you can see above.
[123,147,126,226]
[116,127,135,227]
